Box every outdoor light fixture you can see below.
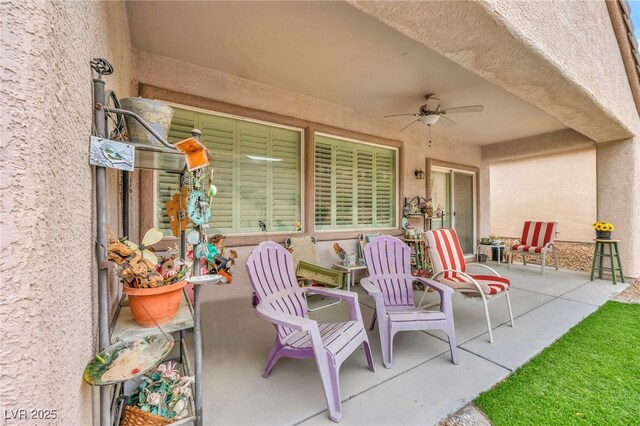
[419,115,440,125]
[415,169,425,180]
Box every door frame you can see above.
[426,159,479,255]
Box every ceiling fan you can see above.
[385,93,484,131]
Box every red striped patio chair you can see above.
[508,221,558,274]
[246,241,375,423]
[422,228,514,344]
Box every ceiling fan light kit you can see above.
[384,93,485,132]
[420,115,440,125]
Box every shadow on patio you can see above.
[196,265,628,425]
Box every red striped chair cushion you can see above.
[511,221,557,253]
[425,229,510,295]
[424,228,466,279]
[441,274,510,295]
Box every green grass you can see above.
[476,301,640,426]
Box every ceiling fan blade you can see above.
[384,113,419,118]
[439,115,457,127]
[400,119,420,132]
[440,105,484,114]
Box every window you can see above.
[157,106,302,235]
[315,134,396,230]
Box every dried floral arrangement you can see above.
[127,361,194,420]
[107,229,187,289]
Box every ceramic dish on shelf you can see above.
[83,334,173,386]
[186,274,224,285]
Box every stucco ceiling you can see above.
[127,1,566,145]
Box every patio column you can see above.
[595,137,640,278]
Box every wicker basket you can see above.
[120,406,173,426]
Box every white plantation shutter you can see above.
[236,121,269,233]
[199,114,234,233]
[375,150,394,227]
[314,140,333,227]
[356,149,374,227]
[335,144,355,228]
[271,127,301,231]
[157,106,301,235]
[315,134,396,230]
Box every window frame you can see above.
[314,131,400,233]
[153,100,306,237]
[138,84,404,247]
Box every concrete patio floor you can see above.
[197,263,628,425]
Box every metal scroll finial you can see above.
[90,58,113,78]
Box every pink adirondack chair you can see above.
[246,241,375,423]
[361,235,458,368]
[423,228,515,344]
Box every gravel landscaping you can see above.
[614,277,640,303]
[438,404,491,426]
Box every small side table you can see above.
[304,263,367,312]
[590,239,625,284]
[331,263,368,292]
[477,243,506,265]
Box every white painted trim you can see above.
[161,100,305,133]
[315,131,399,151]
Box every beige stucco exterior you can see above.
[348,0,640,276]
[1,1,133,424]
[490,149,597,242]
[1,1,639,424]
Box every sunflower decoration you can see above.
[592,221,615,232]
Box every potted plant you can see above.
[120,362,193,425]
[107,230,188,327]
[419,197,434,216]
[592,221,614,239]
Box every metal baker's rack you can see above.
[91,58,210,426]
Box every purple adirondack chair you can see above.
[246,241,375,422]
[362,235,458,368]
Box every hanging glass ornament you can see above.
[208,183,217,198]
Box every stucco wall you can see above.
[490,149,596,242]
[484,0,638,133]
[481,0,640,275]
[133,50,487,301]
[1,1,132,424]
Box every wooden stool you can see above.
[590,239,625,284]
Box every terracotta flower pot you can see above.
[123,280,187,327]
